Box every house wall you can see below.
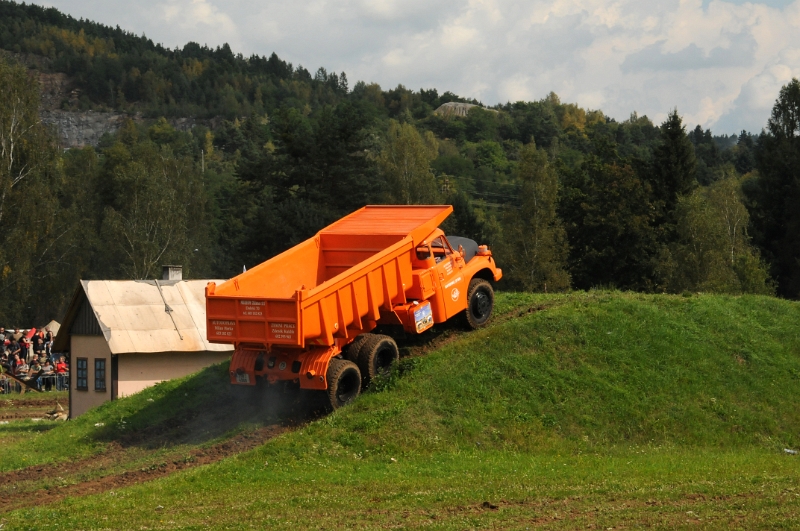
[69,335,112,419]
[117,351,230,398]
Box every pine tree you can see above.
[651,109,697,216]
[561,141,660,291]
[750,78,800,296]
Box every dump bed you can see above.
[206,205,452,348]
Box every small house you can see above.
[54,268,233,418]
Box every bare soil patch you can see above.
[0,424,286,513]
[0,395,67,420]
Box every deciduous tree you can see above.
[376,120,440,205]
[0,58,90,323]
[97,123,209,280]
[659,176,772,294]
[498,143,570,291]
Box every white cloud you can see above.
[41,0,800,133]
[160,0,240,47]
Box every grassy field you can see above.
[2,291,800,529]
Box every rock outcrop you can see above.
[433,102,496,117]
[35,69,129,148]
[1,52,229,147]
[41,110,129,148]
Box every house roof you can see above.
[53,280,234,355]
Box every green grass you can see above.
[11,448,800,529]
[3,291,800,529]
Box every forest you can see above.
[0,0,798,325]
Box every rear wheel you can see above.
[357,334,399,387]
[463,278,494,329]
[326,358,362,410]
[342,333,373,363]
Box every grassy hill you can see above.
[3,291,800,529]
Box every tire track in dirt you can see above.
[0,396,65,407]
[0,424,287,513]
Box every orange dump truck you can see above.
[206,205,502,409]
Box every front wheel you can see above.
[326,358,362,410]
[463,278,494,329]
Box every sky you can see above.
[40,0,800,134]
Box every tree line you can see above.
[0,1,798,326]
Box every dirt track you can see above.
[0,424,287,513]
[0,395,67,421]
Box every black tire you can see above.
[326,358,362,410]
[357,334,399,387]
[464,278,494,329]
[342,333,373,363]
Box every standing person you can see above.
[55,356,68,390]
[11,328,22,342]
[40,357,54,391]
[33,338,45,359]
[0,327,6,346]
[16,358,29,380]
[44,327,54,356]
[36,330,45,356]
[29,357,41,389]
[18,334,29,362]
[11,353,24,376]
[9,340,20,366]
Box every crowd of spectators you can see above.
[0,326,67,392]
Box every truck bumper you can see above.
[229,346,338,390]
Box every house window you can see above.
[76,358,88,390]
[94,359,106,392]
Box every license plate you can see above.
[236,373,250,384]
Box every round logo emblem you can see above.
[278,361,287,371]
[451,288,460,301]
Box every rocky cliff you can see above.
[0,52,214,148]
[433,102,496,117]
[40,110,127,148]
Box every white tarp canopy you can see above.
[42,320,60,336]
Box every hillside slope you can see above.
[4,292,800,529]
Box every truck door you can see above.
[430,236,466,319]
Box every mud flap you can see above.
[297,347,337,391]
[229,348,257,386]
